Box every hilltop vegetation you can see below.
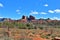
[0,15,60,29]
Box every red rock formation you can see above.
[29,15,35,20]
[54,37,60,40]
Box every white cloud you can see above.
[0,17,3,18]
[30,11,47,15]
[54,9,60,13]
[16,9,20,12]
[44,4,48,7]
[48,10,54,13]
[0,3,3,7]
[30,11,39,14]
[40,12,47,14]
[48,9,60,13]
[16,9,21,14]
[50,17,60,20]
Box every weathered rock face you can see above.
[54,37,60,40]
[20,15,36,22]
[22,15,27,20]
[29,15,35,20]
[21,15,27,22]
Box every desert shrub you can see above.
[28,27,34,29]
[20,38,32,40]
[39,27,43,30]
[26,23,30,27]
[32,32,35,34]
[34,26,37,29]
[18,23,27,29]
[41,35,49,39]
[26,23,34,29]
[18,26,27,29]
[47,34,51,36]
[25,38,32,40]
[20,38,24,40]
[40,35,45,38]
[45,36,49,39]
[39,33,43,35]
[52,38,54,40]
[51,34,56,38]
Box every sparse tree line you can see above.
[0,19,60,29]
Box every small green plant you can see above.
[47,34,51,36]
[20,38,25,40]
[45,36,49,39]
[51,34,56,38]
[20,38,32,40]
[40,35,49,39]
[39,27,43,30]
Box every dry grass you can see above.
[0,28,60,40]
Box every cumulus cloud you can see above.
[50,17,60,20]
[40,12,47,14]
[48,9,60,13]
[16,9,20,12]
[30,11,39,14]
[30,11,47,15]
[16,9,21,14]
[0,3,3,7]
[54,9,60,13]
[44,4,48,7]
[48,10,54,13]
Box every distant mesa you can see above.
[29,15,35,20]
[21,15,35,22]
[21,15,27,22]
[22,15,35,20]
[0,15,60,23]
[0,18,11,22]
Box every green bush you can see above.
[47,34,51,36]
[20,38,32,40]
[51,34,56,38]
[39,27,43,30]
[41,35,49,39]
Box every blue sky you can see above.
[0,0,60,20]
